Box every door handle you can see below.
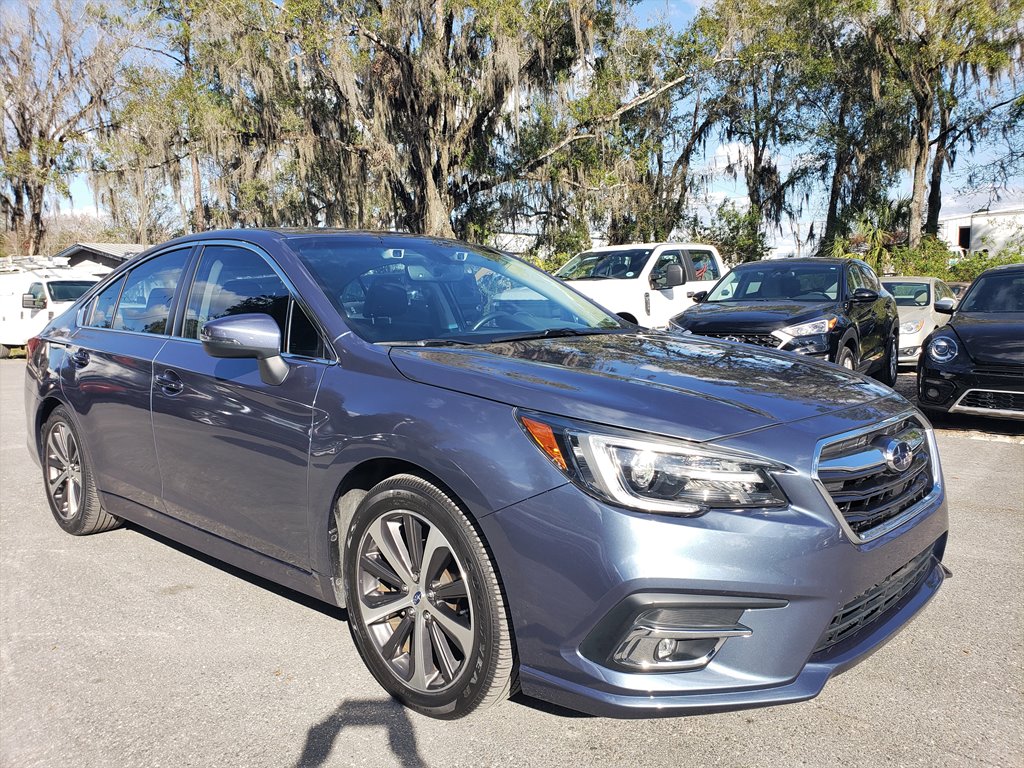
[70,349,90,368]
[155,370,184,395]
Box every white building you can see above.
[936,206,1023,255]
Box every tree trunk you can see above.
[907,95,933,249]
[925,100,951,236]
[190,150,204,232]
[27,182,44,256]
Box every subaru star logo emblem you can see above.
[884,439,914,473]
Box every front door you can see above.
[151,243,328,568]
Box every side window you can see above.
[686,250,721,281]
[846,264,864,295]
[87,276,126,329]
[28,282,45,306]
[183,245,289,343]
[112,248,190,334]
[651,250,683,286]
[288,301,324,358]
[857,263,881,291]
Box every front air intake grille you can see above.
[699,332,781,348]
[959,389,1024,412]
[815,416,936,540]
[815,548,934,652]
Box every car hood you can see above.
[674,301,837,332]
[950,313,1024,365]
[896,305,935,326]
[388,332,896,442]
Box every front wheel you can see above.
[41,407,121,535]
[342,475,515,719]
[876,334,899,386]
[835,345,857,371]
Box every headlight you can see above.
[518,412,789,516]
[928,336,958,363]
[778,316,837,337]
[900,320,924,334]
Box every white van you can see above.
[553,243,728,328]
[0,269,98,358]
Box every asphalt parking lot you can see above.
[1,360,1022,768]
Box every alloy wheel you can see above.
[45,422,83,520]
[355,510,474,693]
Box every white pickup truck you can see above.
[553,242,728,328]
[0,269,98,358]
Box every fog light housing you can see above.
[581,594,788,674]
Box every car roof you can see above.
[882,276,943,283]
[580,243,715,252]
[736,257,853,267]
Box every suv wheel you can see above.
[343,475,515,719]
[876,334,899,386]
[41,407,122,535]
[836,346,857,371]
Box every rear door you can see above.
[61,246,193,511]
[151,241,330,567]
[683,248,724,298]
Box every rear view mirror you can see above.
[200,313,289,386]
[688,290,709,303]
[22,293,44,309]
[934,297,956,315]
[851,287,878,303]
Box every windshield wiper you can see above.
[488,327,623,343]
[385,338,480,347]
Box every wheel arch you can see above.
[324,458,481,608]
[34,396,66,460]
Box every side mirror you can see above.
[653,263,686,290]
[22,293,44,309]
[688,290,709,303]
[851,287,878,303]
[200,313,289,386]
[934,297,956,315]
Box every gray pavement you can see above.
[1,360,1022,768]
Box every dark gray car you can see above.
[24,230,949,719]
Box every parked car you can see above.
[880,276,957,365]
[669,257,900,385]
[553,242,727,327]
[0,269,97,358]
[26,230,948,719]
[917,263,1024,419]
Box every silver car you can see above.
[882,277,958,364]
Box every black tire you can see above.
[41,407,121,535]
[0,344,11,359]
[342,474,515,719]
[875,333,899,386]
[835,345,857,371]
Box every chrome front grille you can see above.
[814,415,938,540]
[700,332,781,348]
[815,547,935,652]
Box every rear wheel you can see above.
[41,407,121,535]
[343,475,515,719]
[0,344,11,359]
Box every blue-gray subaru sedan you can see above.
[24,230,949,719]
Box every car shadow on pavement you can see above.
[124,523,348,622]
[294,698,426,768]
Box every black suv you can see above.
[669,257,899,385]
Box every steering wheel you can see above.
[471,311,519,331]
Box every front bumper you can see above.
[481,406,949,717]
[917,360,1024,419]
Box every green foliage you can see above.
[888,236,1024,282]
[684,201,769,264]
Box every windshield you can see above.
[707,264,840,302]
[958,272,1024,313]
[290,236,625,344]
[47,280,96,302]
[554,249,652,280]
[882,281,931,308]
